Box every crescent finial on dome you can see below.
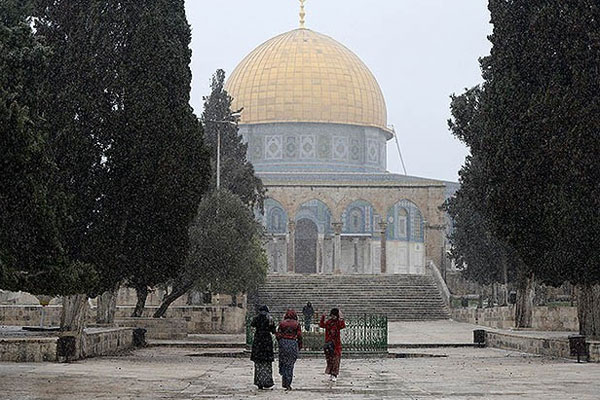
[299,0,306,28]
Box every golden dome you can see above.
[225,29,389,132]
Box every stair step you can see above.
[253,274,450,321]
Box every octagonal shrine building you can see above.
[225,26,454,277]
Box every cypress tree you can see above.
[101,0,210,316]
[443,154,516,292]
[449,1,600,334]
[0,0,72,295]
[32,0,117,338]
[1,0,103,296]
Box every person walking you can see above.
[250,305,276,389]
[302,301,314,332]
[319,308,346,382]
[276,309,303,391]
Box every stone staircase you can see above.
[251,274,450,321]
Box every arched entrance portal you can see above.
[295,218,318,274]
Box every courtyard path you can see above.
[0,345,599,399]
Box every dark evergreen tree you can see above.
[35,0,112,267]
[202,69,265,209]
[448,1,600,335]
[99,0,210,317]
[443,156,516,288]
[0,0,92,295]
[32,0,117,339]
[523,1,600,338]
[1,0,103,296]
[153,189,268,318]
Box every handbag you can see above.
[323,341,335,356]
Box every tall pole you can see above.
[216,126,221,189]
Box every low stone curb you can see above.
[147,340,245,348]
[184,350,447,359]
[479,329,600,363]
[389,343,476,348]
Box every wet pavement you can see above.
[1,320,595,399]
[388,320,479,345]
[1,345,599,399]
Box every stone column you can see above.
[317,233,325,274]
[423,220,428,268]
[272,236,279,273]
[379,222,388,274]
[332,222,343,275]
[351,238,359,273]
[287,220,296,273]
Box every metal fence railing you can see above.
[246,314,388,353]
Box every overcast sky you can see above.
[184,1,492,182]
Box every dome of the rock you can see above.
[225,28,389,132]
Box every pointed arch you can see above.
[386,200,424,242]
[263,198,288,234]
[342,199,376,234]
[295,199,333,235]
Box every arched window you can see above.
[387,200,424,242]
[397,208,408,238]
[270,208,285,233]
[349,207,364,233]
[410,208,424,242]
[263,198,288,234]
[342,200,375,234]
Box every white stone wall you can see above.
[387,241,426,275]
[340,237,372,274]
[266,236,427,275]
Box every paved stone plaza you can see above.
[2,321,599,399]
[0,345,599,399]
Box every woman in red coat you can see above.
[319,308,346,382]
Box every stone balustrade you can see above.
[451,306,578,331]
[115,317,187,340]
[0,304,246,335]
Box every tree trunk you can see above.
[132,286,148,317]
[498,283,508,306]
[577,283,600,340]
[61,294,89,359]
[96,287,119,325]
[153,284,190,318]
[499,255,509,306]
[477,286,484,309]
[515,272,535,328]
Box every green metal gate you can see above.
[246,314,388,354]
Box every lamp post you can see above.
[205,112,241,189]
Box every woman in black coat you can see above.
[250,305,276,389]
